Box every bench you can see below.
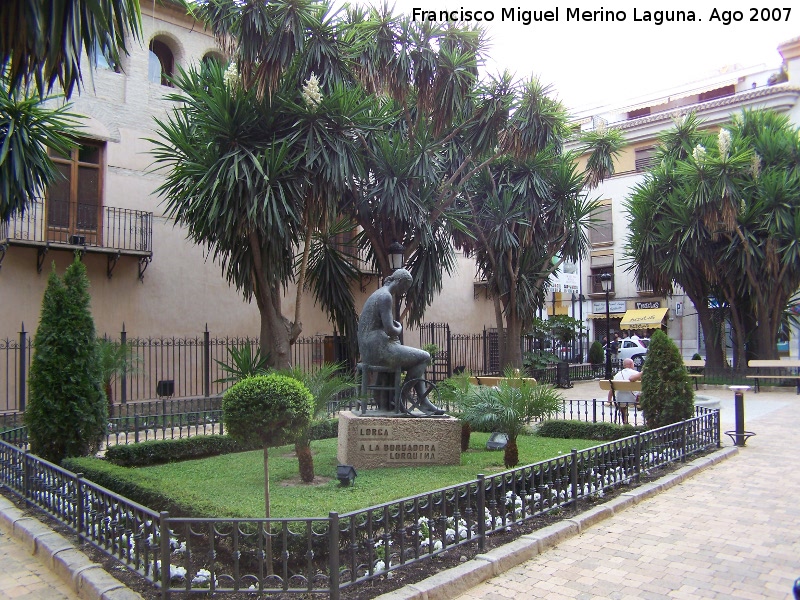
[599,379,642,424]
[469,376,537,387]
[746,359,800,394]
[684,359,706,390]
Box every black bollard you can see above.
[794,576,800,600]
[734,389,745,445]
[725,385,755,446]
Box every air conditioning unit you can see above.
[69,234,86,245]
[156,380,175,398]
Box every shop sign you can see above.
[635,301,661,309]
[592,300,626,314]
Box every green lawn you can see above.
[129,433,600,518]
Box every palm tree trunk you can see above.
[250,233,295,370]
[460,422,471,452]
[503,437,519,469]
[696,304,725,369]
[502,315,524,371]
[295,440,315,483]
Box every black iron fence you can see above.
[0,322,770,414]
[0,406,719,599]
[0,328,355,412]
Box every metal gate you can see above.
[419,322,451,382]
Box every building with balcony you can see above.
[0,1,495,344]
[565,36,800,358]
[1,2,797,364]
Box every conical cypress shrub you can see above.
[25,258,107,463]
[639,330,694,428]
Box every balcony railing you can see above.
[1,200,152,255]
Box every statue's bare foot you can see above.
[420,400,446,415]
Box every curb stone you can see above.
[375,446,738,600]
[0,494,143,600]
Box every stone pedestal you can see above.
[337,411,461,469]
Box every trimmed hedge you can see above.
[62,456,203,517]
[309,418,338,441]
[103,435,260,467]
[537,419,644,441]
[104,420,340,467]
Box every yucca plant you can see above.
[460,368,562,468]
[0,68,80,221]
[214,344,270,385]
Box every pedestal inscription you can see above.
[337,411,461,469]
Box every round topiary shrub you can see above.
[639,330,694,428]
[223,374,314,448]
[223,374,314,520]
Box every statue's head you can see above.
[384,268,413,294]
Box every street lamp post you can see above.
[571,293,577,363]
[579,293,585,363]
[599,272,613,379]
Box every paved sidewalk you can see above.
[0,495,142,600]
[387,382,800,600]
[0,527,79,599]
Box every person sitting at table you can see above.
[608,358,642,424]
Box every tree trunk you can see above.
[460,422,471,452]
[695,304,725,370]
[295,440,315,483]
[503,437,519,469]
[250,232,297,370]
[255,281,294,370]
[501,314,524,371]
[729,309,748,371]
[752,303,780,361]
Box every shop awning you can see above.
[619,308,668,329]
[586,313,626,320]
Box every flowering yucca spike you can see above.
[302,73,323,108]
[718,129,732,158]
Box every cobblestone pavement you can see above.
[0,527,79,599]
[452,382,800,600]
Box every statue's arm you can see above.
[378,294,402,338]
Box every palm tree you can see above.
[626,110,800,365]
[96,338,140,411]
[151,54,377,367]
[453,99,624,369]
[459,370,562,468]
[279,363,357,482]
[0,0,142,98]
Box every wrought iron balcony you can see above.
[0,200,153,279]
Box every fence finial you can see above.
[20,322,25,334]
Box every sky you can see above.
[354,0,799,111]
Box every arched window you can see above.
[202,52,223,69]
[148,39,174,86]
